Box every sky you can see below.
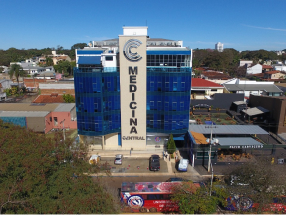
[0,0,286,51]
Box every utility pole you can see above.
[206,122,217,172]
[60,119,66,141]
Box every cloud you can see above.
[242,24,286,32]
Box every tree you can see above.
[45,57,54,66]
[63,94,75,103]
[171,181,228,214]
[167,134,176,154]
[71,43,88,50]
[225,157,286,213]
[8,64,26,89]
[54,61,72,77]
[0,120,120,214]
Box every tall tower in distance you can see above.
[215,42,223,52]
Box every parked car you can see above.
[114,154,123,165]
[149,154,160,171]
[89,155,101,164]
[177,158,189,172]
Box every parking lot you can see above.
[100,157,169,173]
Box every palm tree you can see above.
[8,64,25,90]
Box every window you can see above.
[150,101,154,106]
[157,101,161,108]
[54,117,58,126]
[172,102,177,110]
[105,56,113,61]
[150,81,154,88]
[165,82,169,88]
[79,83,83,89]
[94,103,98,109]
[107,82,111,88]
[93,83,97,90]
[165,102,169,109]
[181,82,185,89]
[50,117,52,122]
[180,102,184,108]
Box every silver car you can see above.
[114,154,123,165]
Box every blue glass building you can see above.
[74,27,192,150]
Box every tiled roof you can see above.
[262,65,273,69]
[264,70,280,74]
[191,78,224,88]
[33,95,69,103]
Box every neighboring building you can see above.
[74,26,192,150]
[263,70,286,80]
[249,95,286,134]
[0,66,9,73]
[262,65,273,73]
[191,78,224,99]
[48,51,71,65]
[246,64,262,75]
[33,81,75,103]
[0,103,77,133]
[0,79,13,101]
[239,60,253,67]
[276,51,285,55]
[200,71,231,84]
[223,78,283,97]
[187,125,269,167]
[273,64,286,72]
[215,42,223,52]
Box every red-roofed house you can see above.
[262,65,273,72]
[191,78,224,99]
[263,70,286,80]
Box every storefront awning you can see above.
[217,137,263,146]
[173,136,184,141]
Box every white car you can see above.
[114,154,123,165]
[178,159,189,172]
[89,155,101,164]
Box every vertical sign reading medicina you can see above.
[119,34,147,150]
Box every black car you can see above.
[149,154,160,171]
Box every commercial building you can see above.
[74,26,192,150]
[0,103,77,133]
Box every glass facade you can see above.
[146,67,192,134]
[75,54,192,137]
[74,67,121,136]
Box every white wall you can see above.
[274,65,286,72]
[239,60,253,67]
[123,27,148,36]
[246,64,262,75]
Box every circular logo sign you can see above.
[127,195,144,209]
[155,137,161,142]
[236,197,253,210]
[123,39,142,62]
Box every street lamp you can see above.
[205,122,217,172]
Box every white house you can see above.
[246,64,262,75]
[273,64,286,72]
[239,60,253,67]
[223,78,282,98]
